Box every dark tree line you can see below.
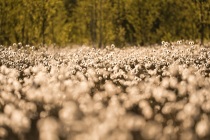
[0,0,209,47]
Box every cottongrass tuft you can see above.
[0,41,209,139]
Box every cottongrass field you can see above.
[0,41,210,140]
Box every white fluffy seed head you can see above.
[59,101,83,124]
[196,118,210,138]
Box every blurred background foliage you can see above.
[0,0,210,47]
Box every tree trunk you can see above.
[41,0,47,45]
[200,1,204,45]
[98,0,103,48]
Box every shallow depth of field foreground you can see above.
[0,41,210,140]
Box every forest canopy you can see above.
[0,0,210,47]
